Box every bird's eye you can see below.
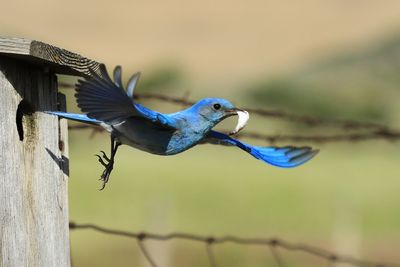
[213,103,221,110]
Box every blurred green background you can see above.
[2,0,400,266]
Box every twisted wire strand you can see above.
[67,124,400,143]
[69,222,398,267]
[59,82,389,131]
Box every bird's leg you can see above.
[95,136,121,190]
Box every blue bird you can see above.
[48,64,318,189]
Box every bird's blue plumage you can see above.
[47,64,318,188]
[76,64,176,129]
[45,111,102,124]
[206,130,318,168]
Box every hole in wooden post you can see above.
[16,100,34,141]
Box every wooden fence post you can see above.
[0,37,100,267]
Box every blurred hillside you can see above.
[3,0,400,95]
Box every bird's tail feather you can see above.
[45,111,102,125]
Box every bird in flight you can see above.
[49,64,318,189]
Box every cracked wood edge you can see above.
[0,37,101,77]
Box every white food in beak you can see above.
[229,110,249,135]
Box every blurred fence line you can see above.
[67,124,400,144]
[235,130,400,143]
[69,222,399,267]
[132,93,388,131]
[59,82,389,130]
[60,82,400,144]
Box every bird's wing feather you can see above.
[75,64,177,129]
[204,130,318,168]
[45,111,102,124]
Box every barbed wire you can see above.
[60,81,400,143]
[69,222,399,267]
[58,82,389,131]
[235,129,400,143]
[135,93,388,130]
[67,124,400,143]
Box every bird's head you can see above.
[192,98,249,135]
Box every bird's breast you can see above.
[111,118,203,156]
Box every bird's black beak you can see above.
[226,107,244,115]
[225,108,249,135]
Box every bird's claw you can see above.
[98,160,114,190]
[95,150,111,167]
[99,151,110,162]
[95,151,114,190]
[95,155,108,167]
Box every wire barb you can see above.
[205,238,217,267]
[137,239,158,267]
[269,245,286,267]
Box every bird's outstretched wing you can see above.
[75,64,177,129]
[203,130,318,168]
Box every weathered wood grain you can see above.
[0,37,100,77]
[0,57,70,267]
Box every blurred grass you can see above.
[68,128,400,266]
[138,64,183,93]
[246,33,400,126]
[248,78,389,122]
